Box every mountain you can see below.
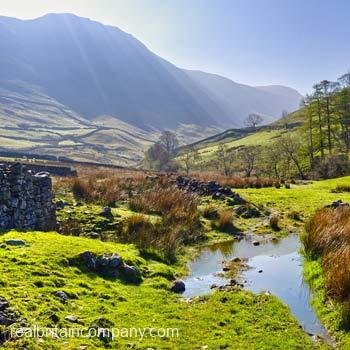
[185,71,302,125]
[0,14,302,128]
[0,13,302,165]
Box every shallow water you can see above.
[183,234,327,336]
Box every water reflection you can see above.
[183,234,327,337]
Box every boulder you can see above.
[120,264,142,284]
[171,280,186,293]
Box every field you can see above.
[2,164,350,348]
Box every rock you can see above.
[109,254,123,268]
[87,232,100,239]
[252,240,260,246]
[0,299,9,311]
[171,280,186,293]
[120,264,142,284]
[5,239,26,246]
[100,207,113,219]
[65,315,78,323]
[54,291,68,303]
[258,270,263,273]
[0,316,15,326]
[79,251,97,270]
[232,257,241,263]
[210,284,217,289]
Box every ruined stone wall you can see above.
[0,163,56,231]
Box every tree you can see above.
[276,133,305,179]
[216,144,231,175]
[245,114,263,129]
[182,147,200,174]
[144,143,171,171]
[237,146,259,177]
[280,110,289,129]
[159,131,179,155]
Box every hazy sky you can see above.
[1,0,349,94]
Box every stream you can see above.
[183,234,328,338]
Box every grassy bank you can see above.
[0,231,319,349]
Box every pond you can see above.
[183,234,328,338]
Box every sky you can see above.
[1,0,349,94]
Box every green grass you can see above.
[304,259,350,349]
[236,176,350,217]
[0,231,318,349]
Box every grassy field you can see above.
[0,231,319,350]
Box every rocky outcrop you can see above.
[175,176,245,203]
[0,163,56,231]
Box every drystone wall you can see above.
[0,163,56,231]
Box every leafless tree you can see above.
[245,113,263,129]
[159,131,179,155]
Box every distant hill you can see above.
[0,13,302,129]
[0,13,303,164]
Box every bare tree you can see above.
[182,147,200,174]
[159,131,179,155]
[276,133,305,179]
[216,144,231,175]
[281,110,289,129]
[145,142,171,171]
[245,114,263,129]
[237,146,259,177]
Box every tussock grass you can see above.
[125,187,203,263]
[303,206,350,326]
[332,184,350,193]
[214,209,236,233]
[191,172,278,188]
[202,204,220,220]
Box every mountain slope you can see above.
[185,70,303,126]
[0,13,302,131]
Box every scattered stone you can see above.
[235,205,261,218]
[65,315,78,323]
[87,232,100,239]
[5,239,26,246]
[100,207,113,219]
[175,176,246,203]
[326,200,349,209]
[54,291,68,303]
[171,280,186,293]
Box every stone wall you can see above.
[0,163,56,231]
